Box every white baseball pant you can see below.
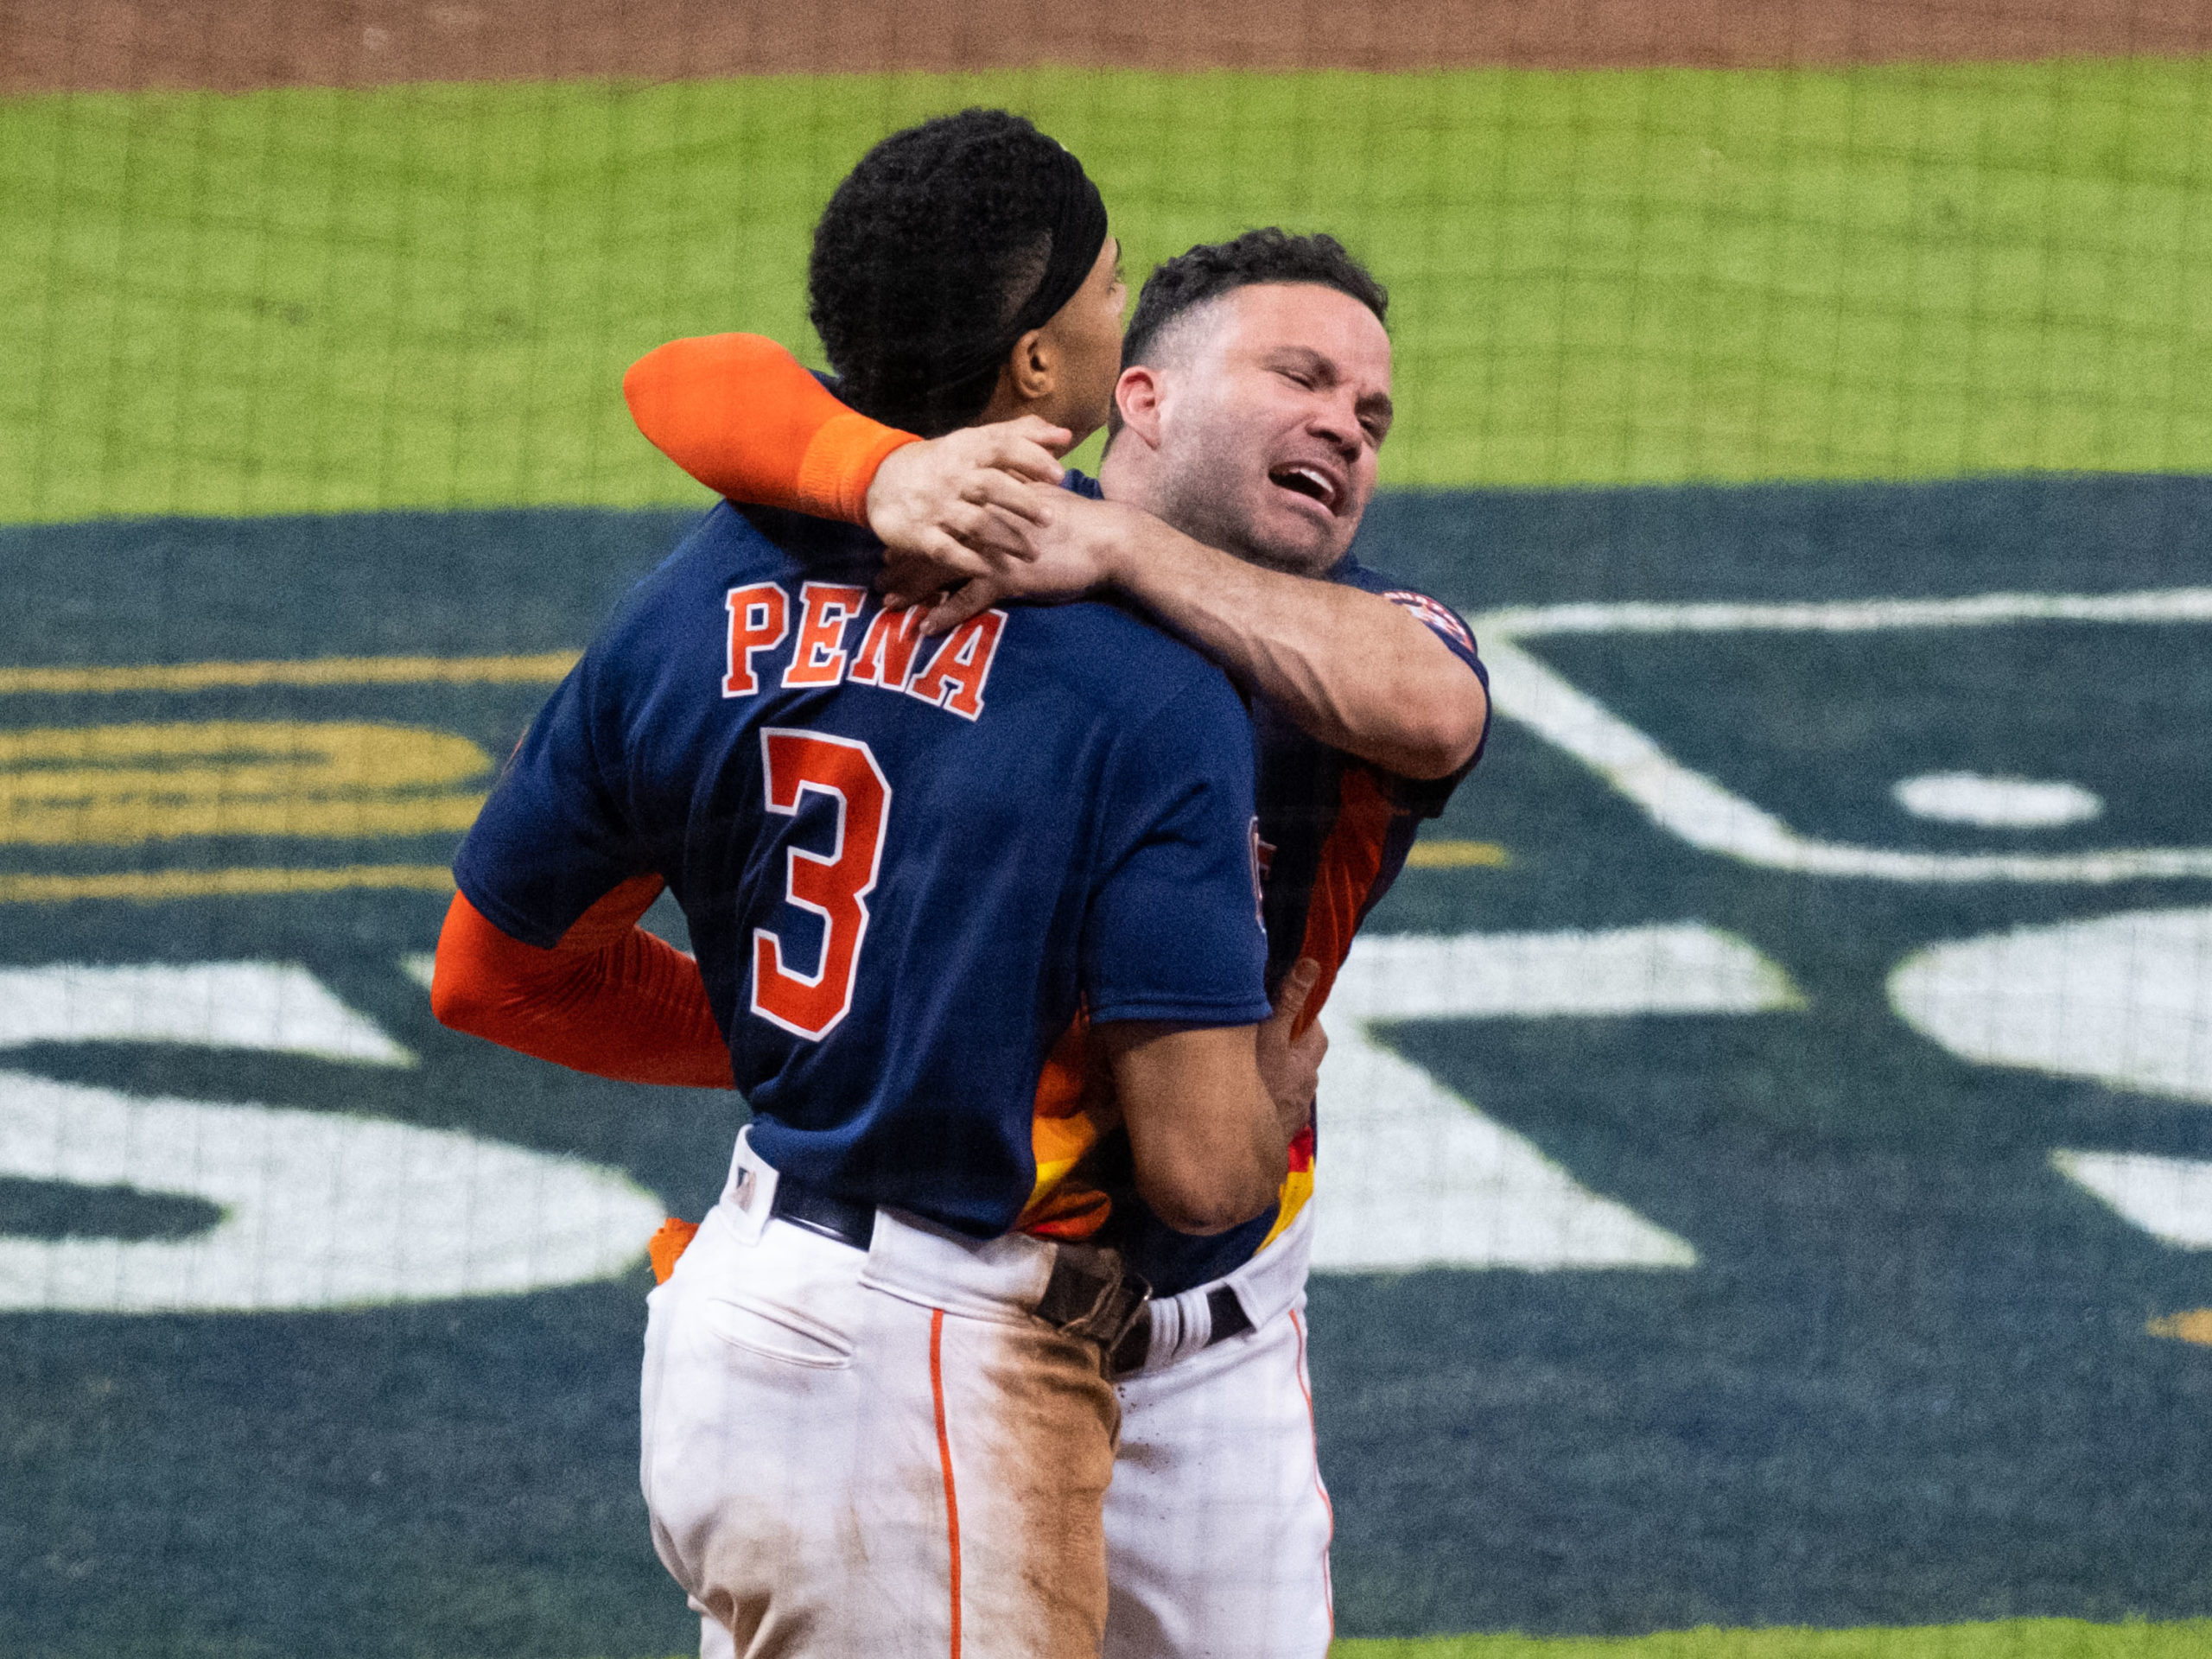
[689,1202,1332,1659]
[1103,1206,1332,1659]
[645,1130,1122,1659]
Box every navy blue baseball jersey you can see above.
[454,500,1272,1242]
[1050,474,1491,1294]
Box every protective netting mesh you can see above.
[3,5,2210,1657]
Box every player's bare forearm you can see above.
[1102,1020,1291,1236]
[1100,512,1489,779]
[918,496,1489,777]
[1101,962,1325,1236]
[1256,959,1327,1138]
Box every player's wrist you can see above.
[1083,498,1151,590]
[859,432,932,536]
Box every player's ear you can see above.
[1113,365,1166,450]
[1004,327,1055,404]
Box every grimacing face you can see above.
[1138,283,1393,575]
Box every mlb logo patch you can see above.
[1384,588,1477,653]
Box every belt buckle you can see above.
[1036,1243,1152,1356]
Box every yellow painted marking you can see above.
[1405,839,1510,869]
[0,721,489,845]
[0,865,455,906]
[2147,1309,2212,1346]
[0,652,577,697]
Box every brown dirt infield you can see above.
[5,0,2207,95]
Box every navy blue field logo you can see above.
[3,486,2211,1654]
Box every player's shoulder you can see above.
[1011,595,1245,725]
[1047,473,1243,703]
[1328,549,1440,605]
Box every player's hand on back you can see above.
[866,416,1070,588]
[1256,958,1326,1143]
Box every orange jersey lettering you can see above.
[907,610,1007,721]
[781,582,869,689]
[849,605,931,691]
[722,582,790,697]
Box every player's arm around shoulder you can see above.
[621,332,1071,573]
[1100,513,1490,781]
[1159,519,1486,779]
[896,486,1490,781]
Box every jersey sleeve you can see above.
[1081,675,1274,1027]
[1339,566,1491,815]
[1379,584,1487,685]
[622,334,920,522]
[452,658,653,950]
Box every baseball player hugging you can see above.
[443,111,1487,1659]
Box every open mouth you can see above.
[1268,462,1339,514]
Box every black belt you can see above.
[768,1173,880,1249]
[769,1174,1252,1376]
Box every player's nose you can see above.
[1306,393,1363,461]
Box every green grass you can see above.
[1333,1620,2212,1658]
[4,58,2212,523]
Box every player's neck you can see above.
[974,370,1102,447]
[1095,428,1147,509]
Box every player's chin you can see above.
[1248,499,1349,574]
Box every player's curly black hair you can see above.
[809,109,1090,437]
[1120,228,1388,372]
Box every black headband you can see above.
[929,143,1109,397]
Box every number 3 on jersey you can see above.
[752,729,891,1040]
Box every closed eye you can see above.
[1358,395,1395,447]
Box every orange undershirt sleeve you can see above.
[430,879,735,1090]
[622,334,922,524]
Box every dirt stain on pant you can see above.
[950,1313,1121,1659]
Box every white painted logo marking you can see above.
[0,962,414,1065]
[1892,773,2102,829]
[1312,925,1802,1274]
[1890,909,2212,1248]
[1478,588,2212,882]
[0,962,665,1313]
[2050,1150,2212,1249]
[1889,909,2212,1107]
